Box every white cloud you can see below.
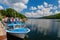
[58,0,60,4]
[55,10,60,14]
[43,11,52,16]
[53,6,57,10]
[25,7,53,17]
[25,12,32,17]
[13,2,27,12]
[25,2,55,17]
[3,0,28,4]
[36,10,43,14]
[44,2,48,7]
[0,0,29,12]
[48,4,57,10]
[22,0,29,4]
[58,4,60,8]
[0,6,3,10]
[38,5,44,9]
[49,5,57,10]
[58,0,60,8]
[30,6,37,10]
[41,7,52,16]
[25,11,43,17]
[50,6,53,9]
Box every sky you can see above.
[0,0,60,17]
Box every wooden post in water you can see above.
[0,21,7,40]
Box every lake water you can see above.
[25,19,60,40]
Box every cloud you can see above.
[36,10,43,15]
[25,7,52,17]
[30,6,37,10]
[48,4,57,10]
[0,6,4,10]
[13,2,27,12]
[58,4,60,8]
[22,0,29,4]
[0,0,29,12]
[53,6,57,10]
[31,4,53,17]
[58,0,60,8]
[55,10,60,14]
[25,12,32,17]
[44,2,48,7]
[25,11,42,17]
[58,0,60,4]
[42,8,52,16]
[25,1,59,17]
[38,5,44,9]
[1,0,28,4]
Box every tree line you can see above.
[40,13,60,19]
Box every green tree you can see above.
[0,8,27,19]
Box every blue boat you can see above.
[6,21,30,38]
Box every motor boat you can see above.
[6,22,30,38]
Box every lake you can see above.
[25,19,60,40]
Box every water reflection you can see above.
[25,19,60,40]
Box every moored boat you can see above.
[6,23,30,38]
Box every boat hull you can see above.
[6,28,30,38]
[9,33,25,38]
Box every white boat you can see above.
[6,23,30,38]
